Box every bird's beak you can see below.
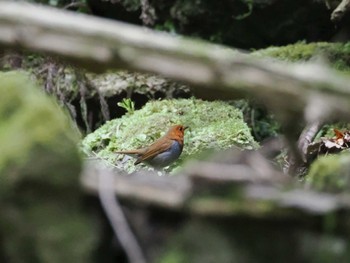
[184,126,189,130]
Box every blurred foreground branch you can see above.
[1,2,350,125]
[82,158,350,218]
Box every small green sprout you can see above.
[117,98,135,114]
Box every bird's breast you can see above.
[148,140,183,167]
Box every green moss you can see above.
[0,71,81,191]
[82,98,258,173]
[253,42,350,72]
[306,152,350,192]
[0,72,96,262]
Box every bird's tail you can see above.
[114,149,145,155]
[115,149,142,155]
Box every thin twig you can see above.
[297,121,323,162]
[98,168,147,263]
[63,1,88,10]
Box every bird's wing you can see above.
[135,139,174,164]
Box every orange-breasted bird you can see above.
[115,125,187,168]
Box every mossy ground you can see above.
[253,42,350,72]
[82,98,258,173]
[305,151,350,192]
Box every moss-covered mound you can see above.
[82,98,258,173]
[0,72,95,262]
[253,42,350,72]
[0,72,81,187]
[305,151,350,192]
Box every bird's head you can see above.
[167,124,188,140]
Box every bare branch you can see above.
[331,0,350,22]
[298,121,323,162]
[82,159,350,217]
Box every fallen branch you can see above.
[331,0,350,22]
[1,2,350,125]
[82,158,192,208]
[82,159,350,217]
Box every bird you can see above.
[115,125,188,168]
